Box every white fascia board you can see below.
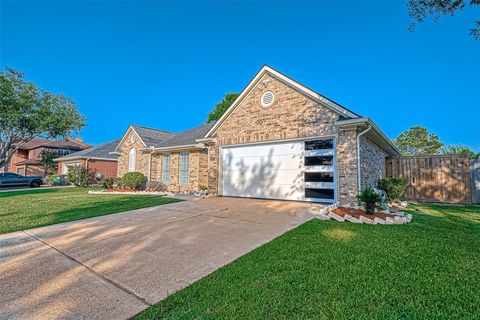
[140,144,203,153]
[204,65,359,138]
[336,117,401,156]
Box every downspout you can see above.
[147,148,153,181]
[85,158,90,186]
[357,124,372,194]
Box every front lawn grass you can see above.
[136,204,480,320]
[0,187,180,234]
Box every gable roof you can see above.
[131,125,174,146]
[204,65,361,138]
[147,122,216,149]
[114,122,216,152]
[18,138,90,150]
[113,125,174,152]
[55,140,121,162]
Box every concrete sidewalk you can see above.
[0,197,318,320]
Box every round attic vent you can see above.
[260,91,275,107]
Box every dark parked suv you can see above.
[0,173,44,188]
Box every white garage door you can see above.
[220,138,336,203]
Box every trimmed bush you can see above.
[146,181,168,192]
[101,177,115,190]
[122,172,146,190]
[379,177,407,202]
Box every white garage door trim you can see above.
[219,137,337,203]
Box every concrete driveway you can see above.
[0,197,318,320]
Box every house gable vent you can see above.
[260,91,275,107]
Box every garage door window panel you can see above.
[305,156,333,166]
[305,188,334,199]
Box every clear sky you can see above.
[1,1,479,151]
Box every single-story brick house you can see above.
[114,66,400,205]
[55,140,119,178]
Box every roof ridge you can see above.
[132,124,172,134]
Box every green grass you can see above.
[0,187,180,234]
[136,204,480,320]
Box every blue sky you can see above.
[1,1,479,151]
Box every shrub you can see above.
[146,181,168,192]
[358,187,382,214]
[113,177,124,189]
[67,165,94,187]
[122,172,146,190]
[379,177,407,202]
[199,185,208,191]
[101,177,115,190]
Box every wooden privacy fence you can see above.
[386,155,479,204]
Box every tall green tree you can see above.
[408,0,480,40]
[394,126,444,156]
[206,92,239,123]
[440,145,477,158]
[0,67,85,170]
[39,150,59,175]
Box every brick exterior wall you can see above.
[6,150,28,172]
[207,73,362,204]
[116,129,149,178]
[147,149,208,192]
[360,135,387,190]
[337,129,359,206]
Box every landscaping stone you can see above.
[359,215,377,224]
[316,214,331,221]
[328,212,345,222]
[373,217,387,225]
[344,214,362,224]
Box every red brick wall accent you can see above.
[87,160,117,178]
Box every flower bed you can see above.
[332,207,391,220]
[89,189,169,196]
[316,206,412,225]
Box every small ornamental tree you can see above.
[67,165,93,187]
[0,67,85,170]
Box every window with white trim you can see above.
[162,153,171,184]
[179,152,189,185]
[128,148,136,172]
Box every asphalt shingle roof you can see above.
[132,122,216,149]
[56,140,120,161]
[131,126,174,147]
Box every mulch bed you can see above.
[332,207,390,220]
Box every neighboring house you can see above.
[4,138,90,176]
[55,140,120,178]
[114,66,400,205]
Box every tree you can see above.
[0,67,85,170]
[394,126,444,155]
[206,92,239,123]
[67,165,93,187]
[408,0,480,40]
[440,145,477,158]
[39,150,59,175]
